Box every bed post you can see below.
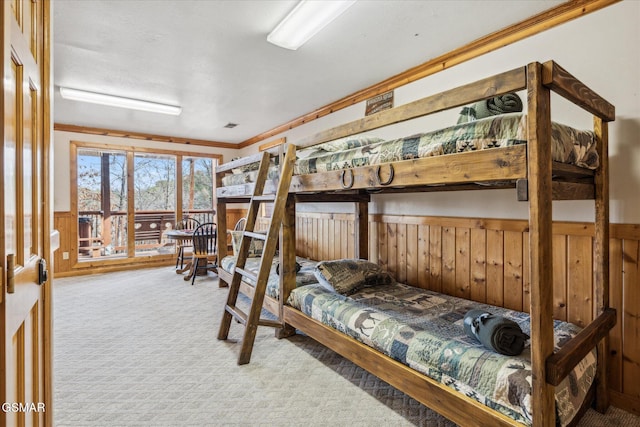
[355,200,369,260]
[593,116,610,412]
[526,62,555,427]
[277,193,297,338]
[216,166,229,288]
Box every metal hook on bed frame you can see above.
[340,169,354,189]
[375,164,395,186]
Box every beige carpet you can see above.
[54,267,640,427]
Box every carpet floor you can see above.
[53,267,640,426]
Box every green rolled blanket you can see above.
[275,261,302,276]
[463,309,529,356]
[457,93,523,124]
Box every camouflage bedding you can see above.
[287,282,596,426]
[295,114,597,174]
[220,114,598,186]
[219,255,318,299]
[221,165,280,187]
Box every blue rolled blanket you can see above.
[463,309,529,356]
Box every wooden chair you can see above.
[190,222,218,285]
[175,217,200,269]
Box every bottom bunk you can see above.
[218,254,318,316]
[283,260,598,427]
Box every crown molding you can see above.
[54,123,238,150]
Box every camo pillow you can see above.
[314,259,394,296]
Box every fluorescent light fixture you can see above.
[59,87,182,116]
[267,0,357,50]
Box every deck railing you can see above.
[78,209,215,258]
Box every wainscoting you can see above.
[295,212,640,415]
[53,209,247,276]
[53,208,640,414]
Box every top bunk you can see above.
[216,61,614,202]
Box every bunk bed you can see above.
[215,61,615,427]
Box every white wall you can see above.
[53,131,238,212]
[244,1,640,223]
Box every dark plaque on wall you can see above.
[365,90,394,116]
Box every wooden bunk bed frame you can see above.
[216,61,616,427]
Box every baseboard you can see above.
[609,389,640,417]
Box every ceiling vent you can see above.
[224,122,238,129]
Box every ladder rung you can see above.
[235,267,257,283]
[244,231,267,240]
[258,319,282,328]
[253,195,276,202]
[225,305,247,325]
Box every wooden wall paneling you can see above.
[345,220,352,258]
[396,223,407,284]
[328,218,336,260]
[552,234,568,321]
[455,228,470,299]
[387,223,398,280]
[470,228,487,303]
[406,224,418,287]
[336,218,342,257]
[343,219,350,258]
[486,229,505,307]
[503,231,523,311]
[336,218,343,258]
[417,224,430,290]
[302,216,308,258]
[53,212,73,274]
[331,219,344,259]
[608,237,623,393]
[304,218,320,259]
[378,221,388,271]
[429,225,442,293]
[311,217,318,259]
[336,218,342,258]
[304,216,311,258]
[622,239,640,398]
[316,218,323,259]
[567,235,593,327]
[322,218,329,260]
[338,218,345,258]
[441,227,456,296]
[369,220,378,265]
[312,217,319,260]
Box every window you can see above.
[72,142,220,262]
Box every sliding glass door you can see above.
[73,142,219,262]
[77,149,128,258]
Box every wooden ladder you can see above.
[217,144,296,365]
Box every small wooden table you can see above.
[165,229,215,281]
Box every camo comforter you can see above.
[220,255,318,299]
[221,113,598,186]
[287,282,596,426]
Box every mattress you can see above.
[287,282,596,426]
[219,255,318,299]
[220,113,598,187]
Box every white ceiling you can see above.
[53,0,566,145]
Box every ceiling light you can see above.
[267,0,357,50]
[59,87,182,116]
